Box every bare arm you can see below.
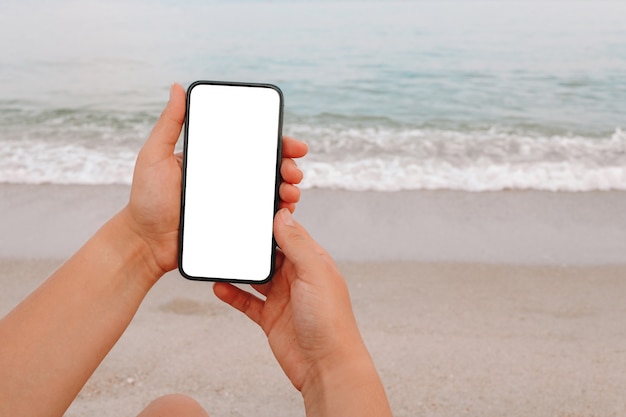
[0,209,160,417]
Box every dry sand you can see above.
[1,184,626,416]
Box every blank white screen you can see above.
[181,83,281,281]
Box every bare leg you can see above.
[136,394,210,417]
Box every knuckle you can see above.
[239,293,253,313]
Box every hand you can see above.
[214,209,368,389]
[123,83,308,278]
[214,210,393,417]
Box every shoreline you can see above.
[2,183,624,265]
[299,188,626,265]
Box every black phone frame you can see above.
[178,80,284,284]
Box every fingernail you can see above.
[169,83,175,100]
[280,208,294,227]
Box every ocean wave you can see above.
[0,105,152,185]
[1,119,625,191]
[0,138,137,185]
[300,159,626,192]
[288,124,626,192]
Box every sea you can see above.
[0,0,625,192]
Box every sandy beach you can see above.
[1,184,626,416]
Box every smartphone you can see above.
[178,81,283,283]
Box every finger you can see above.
[213,282,265,326]
[251,280,273,297]
[282,136,308,159]
[275,248,285,270]
[279,182,300,204]
[142,83,186,161]
[280,158,304,184]
[279,201,296,213]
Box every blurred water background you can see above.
[0,0,624,191]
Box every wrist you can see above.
[105,208,166,291]
[301,345,392,417]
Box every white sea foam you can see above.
[288,125,626,192]
[2,124,625,192]
[0,138,137,185]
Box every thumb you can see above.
[274,208,333,271]
[142,83,186,161]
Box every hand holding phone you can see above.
[179,81,283,283]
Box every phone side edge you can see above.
[268,83,284,283]
[177,82,198,280]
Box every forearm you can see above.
[0,208,162,417]
[302,348,393,417]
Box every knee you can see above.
[137,394,209,417]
